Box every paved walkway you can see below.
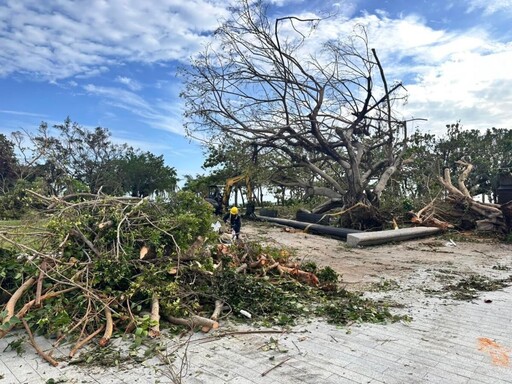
[1,286,511,383]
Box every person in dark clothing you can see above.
[213,187,223,215]
[223,206,241,239]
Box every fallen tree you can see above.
[412,161,511,233]
[181,2,416,226]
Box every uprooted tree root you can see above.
[0,191,407,367]
[411,161,512,233]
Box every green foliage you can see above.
[212,269,314,325]
[317,290,409,324]
[70,345,126,367]
[92,258,135,293]
[0,248,37,294]
[181,173,216,197]
[29,118,131,194]
[3,335,25,356]
[0,180,32,219]
[117,151,177,197]
[7,117,178,198]
[0,133,18,190]
[0,312,21,332]
[211,269,405,326]
[445,274,512,301]
[300,261,317,273]
[299,263,340,285]
[131,314,159,346]
[0,190,409,360]
[25,300,73,337]
[166,192,214,247]
[0,190,217,341]
[316,266,340,285]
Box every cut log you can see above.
[346,227,442,247]
[256,215,361,240]
[277,265,319,286]
[201,300,225,333]
[167,315,219,331]
[149,295,160,338]
[139,245,151,260]
[210,300,224,322]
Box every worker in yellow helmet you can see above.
[223,206,241,240]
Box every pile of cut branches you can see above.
[0,190,405,366]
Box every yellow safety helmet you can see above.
[230,206,238,215]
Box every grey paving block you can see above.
[0,363,21,384]
[422,372,470,384]
[468,372,512,384]
[322,373,360,384]
[2,286,512,384]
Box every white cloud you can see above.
[467,0,512,15]
[366,19,512,133]
[116,76,142,91]
[2,0,511,142]
[83,83,185,135]
[303,12,512,134]
[0,109,47,117]
[0,0,232,81]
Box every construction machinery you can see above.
[205,173,255,216]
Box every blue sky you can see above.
[1,0,511,181]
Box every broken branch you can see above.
[1,277,36,325]
[22,319,59,367]
[99,305,114,347]
[261,356,292,377]
[277,265,319,286]
[69,325,105,358]
[167,315,219,332]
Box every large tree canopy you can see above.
[29,118,129,194]
[117,151,177,197]
[181,1,410,217]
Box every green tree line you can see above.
[0,118,177,219]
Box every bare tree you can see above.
[181,1,410,220]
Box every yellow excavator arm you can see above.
[222,174,252,209]
[206,173,254,215]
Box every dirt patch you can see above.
[242,221,512,294]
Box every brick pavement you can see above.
[1,286,511,383]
